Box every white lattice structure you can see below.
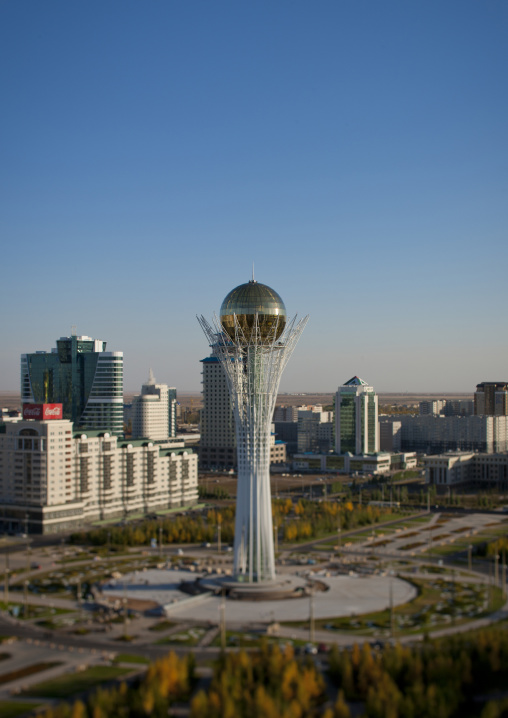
[198,310,307,582]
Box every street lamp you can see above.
[4,549,9,607]
[389,569,394,638]
[25,513,30,573]
[24,580,29,618]
[309,589,315,643]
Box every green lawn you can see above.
[148,620,176,632]
[113,653,150,665]
[283,577,497,637]
[155,627,206,647]
[21,666,132,698]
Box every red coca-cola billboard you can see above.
[23,404,63,421]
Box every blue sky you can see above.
[1,1,507,393]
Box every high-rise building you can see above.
[200,354,288,469]
[474,382,508,416]
[131,369,177,441]
[199,279,307,582]
[335,376,379,454]
[199,355,236,469]
[21,334,123,435]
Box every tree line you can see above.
[69,499,396,548]
[34,626,508,718]
[328,626,508,718]
[37,651,195,718]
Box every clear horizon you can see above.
[1,2,507,394]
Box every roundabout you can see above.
[100,566,417,625]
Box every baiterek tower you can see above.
[199,279,307,582]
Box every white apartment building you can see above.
[419,400,446,416]
[0,418,198,534]
[397,415,508,453]
[131,369,177,441]
[199,355,236,468]
[297,409,334,453]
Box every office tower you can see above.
[474,382,508,416]
[21,334,123,435]
[199,278,307,582]
[335,376,379,454]
[199,355,236,468]
[131,369,177,441]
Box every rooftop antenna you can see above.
[71,325,77,336]
[252,262,255,282]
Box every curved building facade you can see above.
[21,334,123,435]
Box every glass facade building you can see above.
[335,376,379,455]
[21,335,123,435]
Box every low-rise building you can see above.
[424,452,508,491]
[292,452,416,475]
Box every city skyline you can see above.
[1,2,507,393]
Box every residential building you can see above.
[0,414,198,534]
[273,405,299,422]
[419,400,445,416]
[131,369,177,441]
[335,376,379,454]
[297,409,333,453]
[379,420,402,452]
[199,355,236,469]
[442,399,474,416]
[199,353,288,469]
[474,382,508,416]
[396,414,508,453]
[21,334,123,435]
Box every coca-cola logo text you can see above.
[23,404,63,421]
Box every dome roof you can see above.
[220,280,286,342]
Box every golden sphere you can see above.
[220,280,286,343]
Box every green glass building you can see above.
[21,335,123,435]
[335,376,379,455]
